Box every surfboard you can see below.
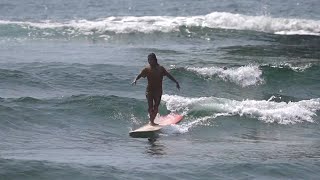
[129,113,183,138]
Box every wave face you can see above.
[0,12,320,40]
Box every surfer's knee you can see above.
[153,106,158,112]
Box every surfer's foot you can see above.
[149,122,159,126]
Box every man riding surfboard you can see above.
[132,53,180,126]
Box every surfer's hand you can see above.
[176,82,180,90]
[131,80,137,85]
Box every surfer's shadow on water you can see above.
[144,126,186,156]
[145,139,167,156]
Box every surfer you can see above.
[132,53,180,126]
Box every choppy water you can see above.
[1,0,320,179]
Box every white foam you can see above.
[162,94,320,125]
[160,114,229,135]
[275,30,320,36]
[1,12,319,36]
[203,12,320,36]
[187,65,263,87]
[267,62,313,72]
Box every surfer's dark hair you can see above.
[148,53,158,65]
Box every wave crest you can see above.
[0,12,319,38]
[186,65,263,87]
[264,62,314,72]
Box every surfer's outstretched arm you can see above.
[166,71,180,90]
[132,74,142,85]
[132,68,147,85]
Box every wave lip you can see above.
[0,12,319,37]
[203,12,320,36]
[264,62,314,72]
[186,65,263,87]
[162,94,320,125]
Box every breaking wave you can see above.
[0,12,319,39]
[186,65,263,87]
[162,94,320,125]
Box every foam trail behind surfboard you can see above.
[160,113,230,135]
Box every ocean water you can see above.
[1,0,320,179]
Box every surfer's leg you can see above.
[153,93,162,121]
[146,93,153,120]
[147,93,159,126]
[149,95,158,126]
[146,93,155,124]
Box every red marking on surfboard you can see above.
[154,113,183,125]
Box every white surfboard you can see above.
[129,113,183,138]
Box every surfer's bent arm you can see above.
[132,68,147,85]
[163,67,180,90]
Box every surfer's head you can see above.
[148,53,158,66]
